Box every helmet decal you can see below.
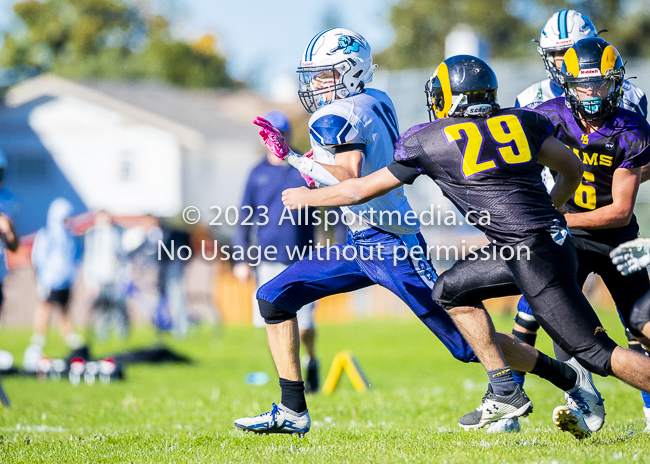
[425,55,498,121]
[558,10,568,39]
[561,38,625,121]
[329,35,365,55]
[304,28,335,61]
[601,45,621,75]
[563,47,580,76]
[297,28,376,113]
[538,10,598,85]
[581,15,595,34]
[434,62,453,119]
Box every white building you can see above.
[0,75,295,237]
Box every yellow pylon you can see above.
[322,350,370,394]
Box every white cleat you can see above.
[564,358,605,432]
[459,385,532,430]
[486,417,521,433]
[553,406,591,440]
[234,403,310,435]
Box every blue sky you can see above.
[181,0,399,92]
[0,0,399,95]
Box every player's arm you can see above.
[640,163,650,183]
[565,167,641,229]
[282,167,403,210]
[315,146,363,182]
[536,136,584,208]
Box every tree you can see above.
[376,0,534,70]
[0,0,239,88]
[377,0,650,70]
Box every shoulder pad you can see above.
[515,82,546,109]
[309,102,361,146]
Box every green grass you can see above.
[0,311,648,463]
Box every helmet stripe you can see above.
[558,10,568,39]
[563,47,580,76]
[434,62,452,119]
[601,45,620,74]
[305,28,335,61]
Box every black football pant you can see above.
[572,236,650,338]
[432,232,618,377]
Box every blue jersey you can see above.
[308,88,419,236]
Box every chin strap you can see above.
[448,94,466,116]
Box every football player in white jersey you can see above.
[515,10,647,120]
[233,28,483,436]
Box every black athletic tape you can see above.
[512,329,538,348]
[333,143,366,154]
[627,340,650,358]
[630,295,650,335]
[258,299,296,324]
[514,312,540,332]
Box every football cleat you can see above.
[459,385,533,430]
[564,357,605,432]
[553,406,591,440]
[486,418,521,433]
[234,403,310,436]
[644,407,650,433]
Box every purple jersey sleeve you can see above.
[389,123,430,184]
[617,112,650,169]
[393,122,430,164]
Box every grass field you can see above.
[0,310,648,463]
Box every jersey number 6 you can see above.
[443,115,533,178]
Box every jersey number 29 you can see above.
[443,115,533,178]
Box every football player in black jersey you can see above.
[509,37,650,431]
[282,55,650,439]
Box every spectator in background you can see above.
[123,214,190,338]
[232,110,319,392]
[25,198,82,370]
[122,214,163,326]
[0,148,20,316]
[158,224,191,338]
[83,210,128,341]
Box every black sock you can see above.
[511,329,538,382]
[530,352,577,392]
[512,329,537,347]
[487,368,517,396]
[279,378,307,413]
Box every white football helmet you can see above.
[538,10,597,84]
[297,28,377,113]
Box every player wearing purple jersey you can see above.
[511,38,650,434]
[515,10,647,120]
[233,39,611,437]
[280,55,650,439]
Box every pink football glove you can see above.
[300,149,316,188]
[253,116,291,160]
